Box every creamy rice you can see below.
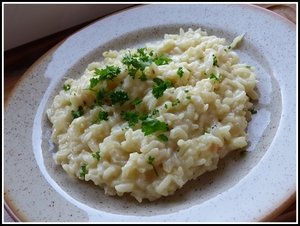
[46,28,259,202]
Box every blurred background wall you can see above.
[4,3,136,51]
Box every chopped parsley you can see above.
[95,89,108,106]
[122,48,172,79]
[186,96,191,100]
[88,104,95,109]
[250,108,258,114]
[94,65,121,81]
[109,90,129,106]
[212,54,219,67]
[177,67,184,78]
[71,106,84,120]
[224,46,231,52]
[132,97,142,105]
[152,53,172,66]
[89,77,100,89]
[157,134,168,142]
[92,151,101,161]
[122,48,152,79]
[172,98,181,107]
[141,118,169,136]
[93,111,109,124]
[80,163,87,178]
[210,73,222,81]
[151,109,159,116]
[204,130,210,134]
[63,84,71,91]
[121,111,140,126]
[147,156,158,176]
[138,72,147,81]
[152,77,174,99]
[89,66,121,89]
[139,113,149,121]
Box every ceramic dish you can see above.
[4,4,296,222]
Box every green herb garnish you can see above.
[151,109,159,116]
[94,65,121,81]
[177,67,184,78]
[139,113,149,121]
[141,118,169,136]
[109,90,129,106]
[93,111,109,124]
[88,104,95,109]
[63,84,71,91]
[95,89,108,106]
[80,163,87,178]
[212,54,219,67]
[204,130,210,134]
[250,108,257,114]
[152,53,172,66]
[121,111,140,127]
[152,77,173,99]
[224,46,231,52]
[172,98,180,107]
[89,66,121,89]
[71,106,84,120]
[132,97,142,105]
[122,48,152,79]
[89,77,100,89]
[122,48,172,79]
[209,73,222,81]
[157,134,168,142]
[147,156,158,176]
[138,72,147,81]
[92,151,101,161]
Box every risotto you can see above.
[46,28,259,202]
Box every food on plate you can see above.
[46,28,259,202]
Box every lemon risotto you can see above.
[46,28,259,202]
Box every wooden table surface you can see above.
[4,4,297,223]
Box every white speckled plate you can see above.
[4,4,296,222]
